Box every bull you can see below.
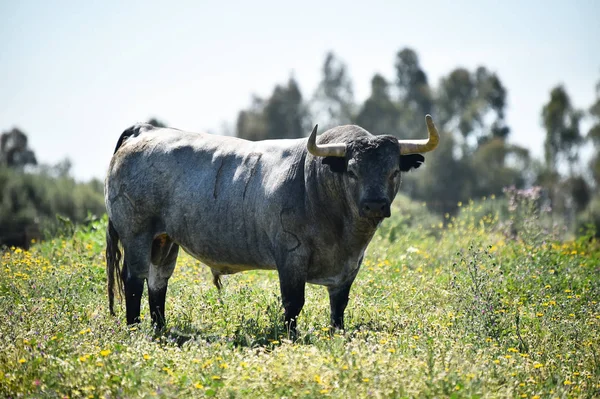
[105,115,439,334]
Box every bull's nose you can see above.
[360,199,391,218]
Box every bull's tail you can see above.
[112,123,149,154]
[106,219,123,316]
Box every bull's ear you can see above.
[399,154,425,171]
[322,156,347,173]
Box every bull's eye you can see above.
[347,170,358,180]
[391,170,400,179]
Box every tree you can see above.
[311,52,355,129]
[564,175,591,213]
[395,48,432,114]
[541,85,583,176]
[470,138,529,198]
[588,77,600,187]
[264,78,307,139]
[538,85,584,228]
[236,96,268,141]
[51,158,72,178]
[437,68,476,137]
[147,118,167,128]
[354,74,399,135]
[394,48,433,139]
[436,67,508,147]
[577,75,600,237]
[412,133,472,215]
[236,78,308,141]
[0,128,37,169]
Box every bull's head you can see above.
[308,115,440,220]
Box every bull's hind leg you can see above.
[148,234,179,329]
[121,234,153,325]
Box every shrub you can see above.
[0,167,105,248]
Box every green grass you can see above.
[1,198,599,398]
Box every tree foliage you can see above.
[355,74,399,135]
[147,118,167,128]
[311,52,355,129]
[0,128,37,169]
[542,85,583,173]
[437,66,508,146]
[394,48,434,139]
[0,128,105,248]
[588,77,600,186]
[237,78,308,141]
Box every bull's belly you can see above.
[181,245,276,274]
[306,267,360,287]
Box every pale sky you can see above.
[1,0,599,181]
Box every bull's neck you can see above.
[305,158,379,247]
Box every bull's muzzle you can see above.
[360,199,391,218]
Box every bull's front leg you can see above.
[328,283,353,330]
[276,253,308,339]
[328,262,360,330]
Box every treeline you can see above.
[2,47,599,248]
[0,128,105,248]
[232,48,600,233]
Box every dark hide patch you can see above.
[322,156,347,173]
[399,154,425,171]
[348,135,398,154]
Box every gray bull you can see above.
[105,115,439,333]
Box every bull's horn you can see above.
[398,115,440,155]
[307,124,346,157]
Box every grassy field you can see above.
[1,197,599,398]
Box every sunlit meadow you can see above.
[1,194,599,398]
